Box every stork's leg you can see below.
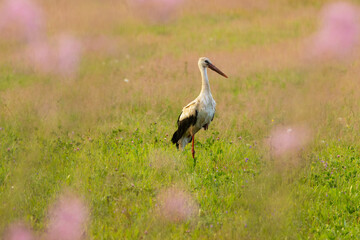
[191,134,195,159]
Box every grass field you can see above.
[2,0,360,239]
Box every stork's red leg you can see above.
[191,135,195,159]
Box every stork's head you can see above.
[198,57,228,78]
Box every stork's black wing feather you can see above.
[171,110,198,148]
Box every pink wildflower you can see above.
[4,223,34,240]
[56,35,82,77]
[46,195,88,240]
[268,125,311,156]
[27,35,82,77]
[0,0,44,41]
[309,2,359,60]
[158,187,198,222]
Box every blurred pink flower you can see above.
[268,126,311,156]
[56,35,82,77]
[4,223,34,240]
[27,35,82,77]
[158,187,198,222]
[46,195,88,240]
[0,0,44,42]
[128,0,184,23]
[309,2,359,60]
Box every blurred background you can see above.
[1,0,360,239]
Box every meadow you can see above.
[1,0,360,239]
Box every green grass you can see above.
[1,0,360,239]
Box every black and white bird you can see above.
[171,57,228,159]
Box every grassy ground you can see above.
[1,0,360,239]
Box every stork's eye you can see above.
[205,60,209,64]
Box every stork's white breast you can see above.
[196,95,216,127]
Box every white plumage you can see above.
[171,57,228,159]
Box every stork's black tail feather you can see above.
[171,110,198,149]
[171,130,182,147]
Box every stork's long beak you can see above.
[208,63,228,78]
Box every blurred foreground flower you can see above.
[0,0,44,42]
[157,187,198,222]
[308,2,359,60]
[4,223,34,240]
[128,0,184,23]
[56,35,82,77]
[45,195,88,240]
[27,35,82,77]
[268,125,311,157]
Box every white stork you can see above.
[171,57,228,159]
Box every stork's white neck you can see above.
[199,66,211,95]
